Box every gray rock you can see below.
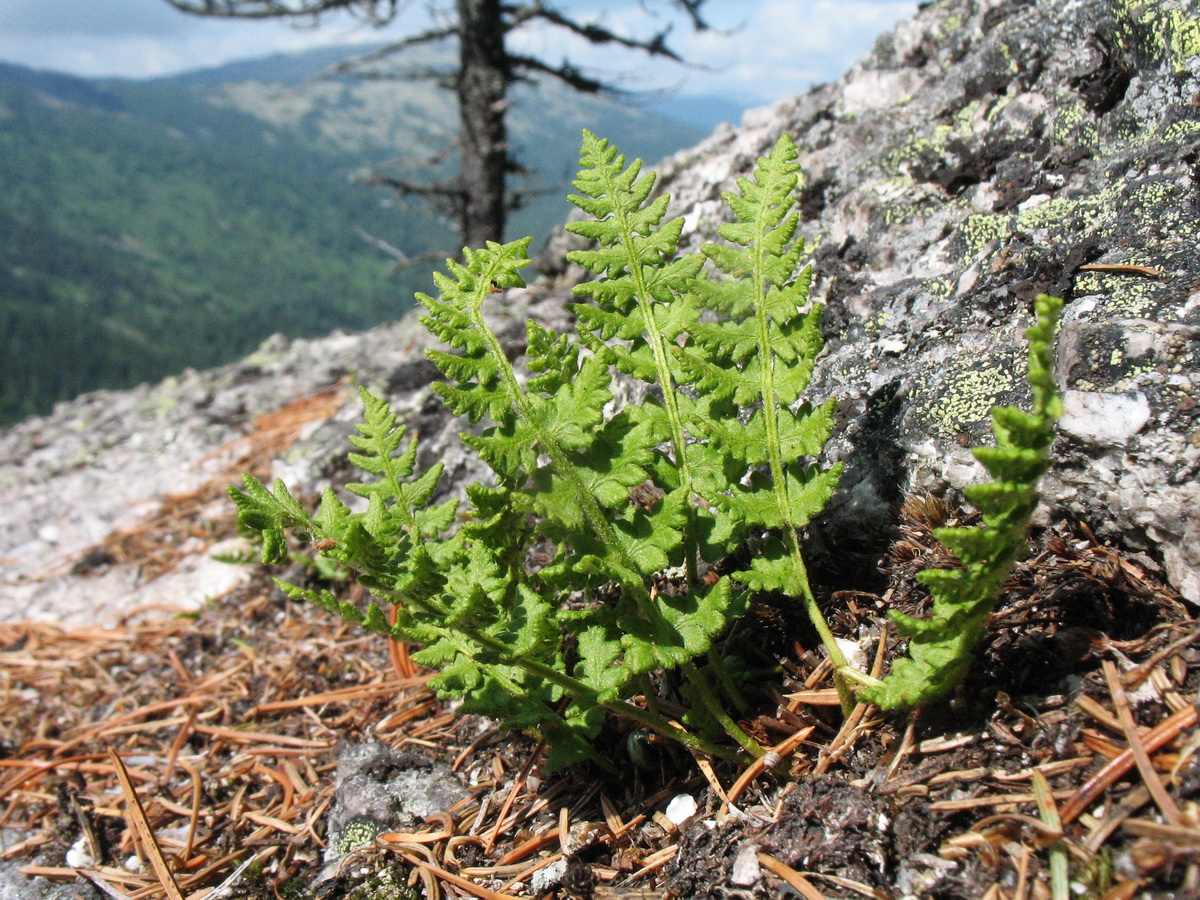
[318,742,469,882]
[646,0,1200,601]
[0,0,1197,619]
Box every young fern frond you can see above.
[419,236,740,722]
[856,294,1064,709]
[564,131,761,743]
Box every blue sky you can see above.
[0,0,915,107]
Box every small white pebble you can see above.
[665,793,698,826]
[530,859,568,894]
[836,637,867,671]
[65,838,93,868]
[730,843,761,886]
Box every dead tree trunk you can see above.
[456,0,509,249]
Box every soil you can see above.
[2,494,1198,899]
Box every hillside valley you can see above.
[0,47,709,424]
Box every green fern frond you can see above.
[681,133,850,706]
[230,130,858,767]
[859,294,1064,709]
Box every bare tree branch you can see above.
[521,7,684,63]
[165,0,402,22]
[505,53,604,93]
[356,227,451,271]
[164,0,713,249]
[329,25,459,76]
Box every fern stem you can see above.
[606,696,744,763]
[782,528,854,713]
[706,647,749,714]
[737,142,855,713]
[682,661,763,758]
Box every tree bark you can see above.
[456,0,509,249]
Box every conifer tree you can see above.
[165,0,710,250]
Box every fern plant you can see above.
[850,294,1064,708]
[230,131,849,769]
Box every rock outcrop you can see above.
[2,0,1198,628]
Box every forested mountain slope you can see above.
[0,50,705,423]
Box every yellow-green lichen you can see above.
[1129,180,1188,231]
[1111,0,1200,72]
[953,100,982,131]
[1101,282,1160,317]
[926,360,1020,437]
[884,104,979,175]
[961,213,1007,258]
[866,308,891,335]
[1076,268,1164,318]
[925,274,957,300]
[986,94,1014,122]
[335,816,383,855]
[1167,9,1200,67]
[939,11,965,37]
[996,41,1019,75]
[1015,194,1102,232]
[1053,100,1097,146]
[1163,120,1200,143]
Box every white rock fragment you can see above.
[530,858,568,895]
[730,843,762,886]
[665,793,698,827]
[1059,391,1151,447]
[65,837,93,868]
[836,638,868,672]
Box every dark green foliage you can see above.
[858,295,1064,709]
[0,65,447,424]
[0,56,704,425]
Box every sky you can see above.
[0,0,915,107]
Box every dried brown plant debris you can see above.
[1,496,1197,899]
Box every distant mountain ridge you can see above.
[0,47,710,425]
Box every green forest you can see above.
[0,52,705,424]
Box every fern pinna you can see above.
[853,294,1064,708]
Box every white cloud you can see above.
[0,0,383,76]
[669,0,917,102]
[0,0,917,99]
